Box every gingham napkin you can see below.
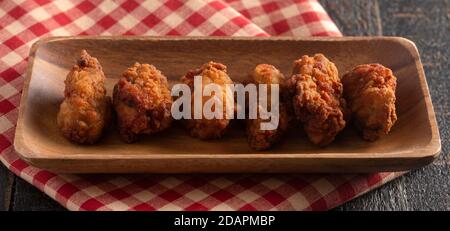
[0,0,403,211]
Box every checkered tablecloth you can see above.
[0,0,403,211]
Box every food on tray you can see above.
[342,63,397,141]
[56,48,399,149]
[180,61,234,139]
[286,54,348,146]
[57,50,112,144]
[113,63,173,143]
[246,64,290,150]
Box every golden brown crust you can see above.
[113,63,173,143]
[57,50,112,144]
[181,61,233,139]
[250,64,285,85]
[342,63,397,141]
[286,54,347,146]
[246,64,290,150]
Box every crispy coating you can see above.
[246,64,290,150]
[57,50,112,144]
[113,63,172,143]
[181,61,234,139]
[286,54,347,146]
[342,64,397,141]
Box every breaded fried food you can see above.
[113,63,172,143]
[181,61,234,139]
[342,63,397,141]
[286,54,347,146]
[246,64,290,150]
[57,50,112,144]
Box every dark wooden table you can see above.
[0,0,448,211]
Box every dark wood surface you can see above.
[323,0,450,211]
[0,0,448,211]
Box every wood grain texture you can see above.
[1,0,448,210]
[12,177,65,211]
[15,36,439,173]
[321,0,383,36]
[321,0,450,211]
[0,164,14,210]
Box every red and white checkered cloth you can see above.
[0,0,403,211]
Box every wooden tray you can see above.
[14,36,441,173]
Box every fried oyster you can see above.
[113,63,173,143]
[342,63,397,141]
[286,54,347,146]
[246,64,290,150]
[180,61,234,139]
[57,50,112,144]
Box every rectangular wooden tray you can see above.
[14,36,441,173]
